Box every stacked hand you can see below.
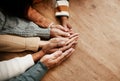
[50,24,70,38]
[40,48,75,69]
[32,17,79,69]
[39,33,79,69]
[42,33,79,54]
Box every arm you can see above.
[0,54,34,81]
[8,62,48,81]
[0,35,45,52]
[55,0,72,30]
[8,47,75,81]
[0,10,51,39]
[0,49,47,81]
[27,6,53,28]
[7,34,78,81]
[0,33,78,52]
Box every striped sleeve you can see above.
[55,0,69,17]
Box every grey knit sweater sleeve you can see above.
[8,62,48,81]
[0,11,50,40]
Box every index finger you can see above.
[52,48,74,63]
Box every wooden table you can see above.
[1,0,120,81]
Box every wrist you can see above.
[32,50,45,62]
[39,40,49,48]
[60,16,68,21]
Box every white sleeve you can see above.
[0,54,34,81]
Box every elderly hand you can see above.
[32,33,78,62]
[50,24,71,38]
[41,33,79,54]
[40,48,75,69]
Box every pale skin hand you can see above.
[41,33,79,54]
[50,24,71,38]
[33,33,79,62]
[32,38,67,62]
[40,48,75,69]
[32,37,69,62]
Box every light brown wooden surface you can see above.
[1,0,120,81]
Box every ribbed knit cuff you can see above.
[36,27,50,40]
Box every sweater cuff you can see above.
[25,37,40,52]
[19,54,35,72]
[37,27,50,40]
[36,61,48,80]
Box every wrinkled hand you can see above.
[41,37,68,54]
[42,33,79,54]
[50,24,70,38]
[40,48,75,69]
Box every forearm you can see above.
[59,16,68,23]
[8,62,48,81]
[0,35,40,52]
[0,54,34,81]
[0,10,51,38]
[27,6,53,28]
[32,50,45,62]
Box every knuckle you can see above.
[54,38,60,42]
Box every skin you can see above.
[28,0,77,69]
[27,7,71,38]
[32,33,79,63]
[40,48,75,69]
[50,24,70,38]
[60,16,72,32]
[27,1,73,37]
[39,33,79,53]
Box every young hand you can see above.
[60,16,72,32]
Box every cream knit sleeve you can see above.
[0,35,40,52]
[0,54,34,81]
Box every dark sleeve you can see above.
[0,0,33,18]
[8,62,48,81]
[0,11,50,39]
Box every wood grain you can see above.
[1,0,120,81]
